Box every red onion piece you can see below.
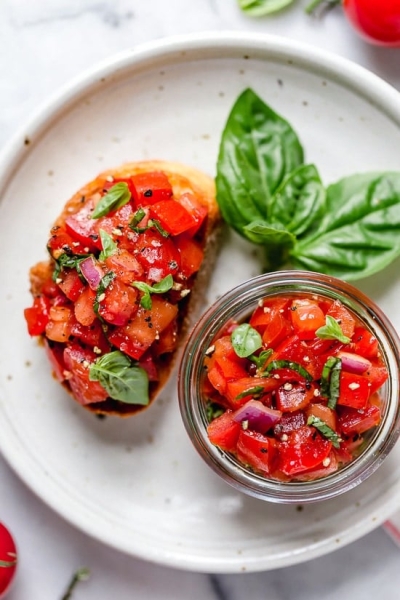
[233,400,282,433]
[80,256,104,290]
[337,351,371,374]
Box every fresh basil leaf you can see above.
[320,356,342,409]
[270,164,326,237]
[239,0,296,17]
[89,350,149,405]
[291,172,400,280]
[316,315,351,344]
[52,252,90,281]
[249,348,273,370]
[91,183,131,219]
[93,271,116,315]
[263,359,313,381]
[132,274,174,310]
[231,323,262,358]
[206,401,225,422]
[216,88,304,235]
[235,385,265,399]
[99,229,117,261]
[130,207,146,229]
[307,415,342,449]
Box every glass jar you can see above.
[178,271,400,503]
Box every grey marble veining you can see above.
[1,1,400,598]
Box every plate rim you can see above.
[1,30,400,573]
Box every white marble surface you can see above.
[1,0,400,598]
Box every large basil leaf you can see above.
[216,88,304,234]
[269,164,326,237]
[291,172,400,280]
[238,0,295,16]
[89,350,149,405]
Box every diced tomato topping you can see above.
[47,227,89,256]
[338,371,371,409]
[108,296,178,360]
[278,426,332,476]
[24,295,51,336]
[275,382,314,413]
[207,364,227,395]
[74,287,97,326]
[176,193,208,236]
[97,278,138,326]
[273,411,306,436]
[351,327,379,359]
[44,340,66,382]
[57,269,86,302]
[174,235,204,279]
[63,343,108,405]
[327,300,355,338]
[65,199,100,251]
[135,230,180,282]
[338,404,381,436]
[306,403,337,431]
[290,299,326,340]
[45,306,73,343]
[365,364,389,395]
[225,377,280,407]
[131,171,173,206]
[70,319,110,354]
[236,430,278,474]
[105,250,144,284]
[149,200,197,236]
[207,411,241,453]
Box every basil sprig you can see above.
[52,252,90,281]
[89,351,149,405]
[307,415,342,449]
[98,229,117,261]
[263,359,313,381]
[231,323,262,358]
[316,315,351,344]
[320,356,342,409]
[93,271,116,314]
[235,385,265,400]
[216,88,400,281]
[132,274,174,310]
[91,182,131,219]
[249,348,273,370]
[238,0,295,16]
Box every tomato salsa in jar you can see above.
[178,272,400,503]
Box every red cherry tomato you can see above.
[343,0,400,46]
[0,523,17,598]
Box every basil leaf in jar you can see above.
[89,351,149,405]
[231,323,262,358]
[316,315,351,344]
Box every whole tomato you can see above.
[0,523,17,598]
[343,0,400,46]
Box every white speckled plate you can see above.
[1,32,400,573]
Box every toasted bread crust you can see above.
[29,160,221,416]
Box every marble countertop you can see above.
[1,0,400,598]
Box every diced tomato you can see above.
[271,335,322,379]
[24,295,51,336]
[93,202,135,243]
[262,310,292,348]
[153,320,178,356]
[44,339,66,382]
[138,352,159,382]
[365,364,389,395]
[294,451,339,481]
[306,403,337,431]
[65,199,100,250]
[225,376,281,407]
[45,306,73,343]
[236,430,278,475]
[131,171,173,205]
[327,300,355,338]
[338,404,381,436]
[207,364,227,395]
[150,200,197,236]
[108,296,178,360]
[70,319,110,354]
[63,343,108,405]
[338,371,370,409]
[275,382,314,413]
[74,286,97,326]
[207,410,241,453]
[174,235,204,279]
[47,226,90,256]
[104,250,144,284]
[97,278,138,326]
[278,426,332,475]
[57,269,86,301]
[135,230,180,282]
[273,411,306,436]
[290,298,326,340]
[176,192,208,236]
[351,327,379,359]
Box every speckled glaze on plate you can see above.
[1,32,400,573]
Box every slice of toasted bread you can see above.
[26,160,221,416]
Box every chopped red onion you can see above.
[337,351,371,374]
[80,256,104,290]
[233,400,282,433]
